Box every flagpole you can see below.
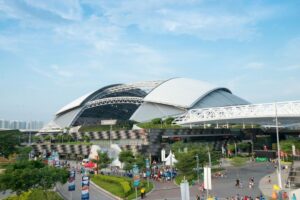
[275,102,282,189]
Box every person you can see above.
[291,193,297,200]
[141,187,145,199]
[268,176,271,184]
[283,191,288,200]
[196,194,200,200]
[236,179,240,187]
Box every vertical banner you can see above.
[133,164,140,187]
[81,175,90,200]
[145,159,151,177]
[68,170,76,191]
[204,167,212,190]
[180,180,190,200]
[292,145,296,156]
[161,149,166,162]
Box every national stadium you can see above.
[35,77,300,159]
[42,77,251,131]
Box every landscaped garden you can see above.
[92,174,153,200]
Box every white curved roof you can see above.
[56,92,92,115]
[144,78,230,108]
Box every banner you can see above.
[204,167,212,190]
[81,175,90,200]
[132,164,140,187]
[292,145,296,156]
[180,180,190,200]
[68,170,76,191]
[146,158,151,177]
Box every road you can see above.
[56,172,116,200]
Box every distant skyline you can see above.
[1,0,300,123]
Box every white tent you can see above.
[88,145,101,160]
[165,151,178,166]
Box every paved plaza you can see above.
[144,162,280,200]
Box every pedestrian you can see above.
[196,194,200,200]
[268,176,271,184]
[291,193,297,200]
[236,179,240,187]
[141,187,145,199]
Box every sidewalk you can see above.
[259,164,290,198]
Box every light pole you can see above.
[275,103,282,188]
[195,154,200,184]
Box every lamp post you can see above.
[195,154,200,184]
[275,103,282,189]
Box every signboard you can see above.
[132,164,140,187]
[68,170,76,191]
[81,175,90,200]
[146,159,151,177]
[101,120,117,125]
[204,167,212,190]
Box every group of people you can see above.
[195,194,266,200]
[234,177,255,189]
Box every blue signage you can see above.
[132,164,140,187]
[146,159,151,177]
[81,175,90,200]
[68,170,76,191]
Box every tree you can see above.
[151,118,162,125]
[92,151,112,174]
[0,160,68,195]
[172,142,221,181]
[83,135,90,142]
[16,146,32,161]
[0,130,22,158]
[164,117,174,125]
[119,150,135,171]
[44,135,52,142]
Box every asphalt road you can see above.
[56,172,116,200]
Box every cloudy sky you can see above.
[0,0,300,122]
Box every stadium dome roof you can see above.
[41,78,249,131]
[143,78,231,109]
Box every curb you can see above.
[90,180,121,200]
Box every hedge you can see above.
[92,175,131,196]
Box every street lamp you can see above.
[195,154,200,184]
[275,103,282,189]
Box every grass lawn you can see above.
[92,175,153,200]
[230,156,249,167]
[92,176,125,197]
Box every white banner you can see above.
[161,149,166,162]
[180,181,190,200]
[292,145,296,156]
[101,120,117,125]
[204,167,212,190]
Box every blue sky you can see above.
[0,0,300,122]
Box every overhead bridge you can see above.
[174,101,300,125]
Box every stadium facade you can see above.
[42,78,249,131]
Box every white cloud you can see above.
[245,62,265,70]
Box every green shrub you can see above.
[4,189,62,200]
[92,175,132,197]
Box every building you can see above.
[42,77,249,131]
